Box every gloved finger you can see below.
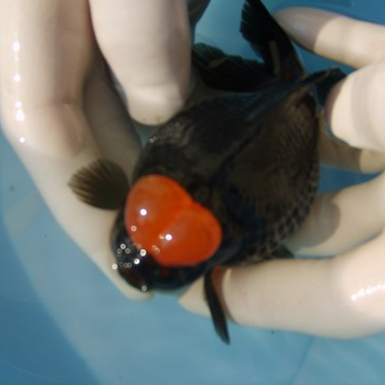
[319,126,385,173]
[276,8,385,153]
[324,61,385,153]
[180,230,385,338]
[89,0,191,125]
[0,0,149,300]
[0,0,94,157]
[83,58,142,179]
[274,8,385,69]
[286,171,385,256]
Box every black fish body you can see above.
[133,75,322,267]
[69,0,344,343]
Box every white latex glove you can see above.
[0,0,192,299]
[180,8,385,338]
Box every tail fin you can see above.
[241,0,305,79]
[192,43,269,92]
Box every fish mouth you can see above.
[110,210,206,292]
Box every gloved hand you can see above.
[181,8,385,338]
[0,0,194,299]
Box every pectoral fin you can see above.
[68,159,129,209]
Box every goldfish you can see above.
[69,0,343,343]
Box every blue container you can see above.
[0,1,384,384]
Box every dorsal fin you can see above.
[313,67,346,106]
[263,69,332,121]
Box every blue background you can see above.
[0,1,384,384]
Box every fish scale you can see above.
[234,151,319,264]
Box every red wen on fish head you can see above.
[124,175,222,267]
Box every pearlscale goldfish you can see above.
[69,0,343,343]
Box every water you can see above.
[1,1,384,384]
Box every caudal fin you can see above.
[241,0,305,79]
[192,42,269,91]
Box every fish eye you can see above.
[124,175,223,267]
